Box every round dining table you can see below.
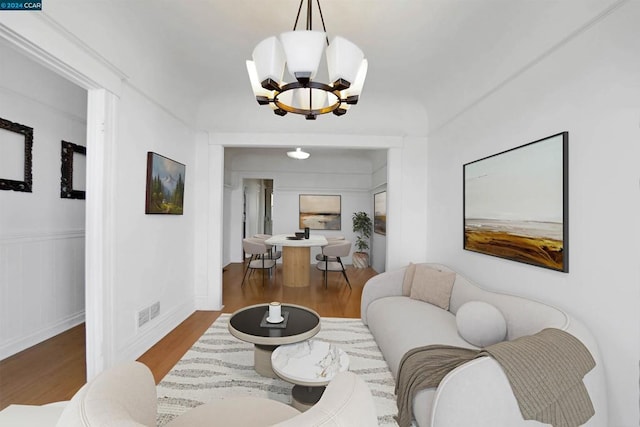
[265,234,328,287]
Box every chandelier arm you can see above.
[293,0,304,30]
[316,0,329,45]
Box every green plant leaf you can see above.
[352,211,373,253]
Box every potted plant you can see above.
[352,211,373,268]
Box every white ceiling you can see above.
[42,0,621,137]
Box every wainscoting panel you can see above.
[0,230,85,360]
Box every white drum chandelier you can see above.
[246,0,368,120]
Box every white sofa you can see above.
[360,263,608,427]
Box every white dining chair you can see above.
[315,235,345,261]
[316,240,352,289]
[253,234,282,260]
[242,238,276,287]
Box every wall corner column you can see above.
[85,88,118,379]
[194,136,223,310]
[386,137,428,270]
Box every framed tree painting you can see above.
[374,191,386,235]
[299,194,341,230]
[463,132,568,272]
[145,152,186,215]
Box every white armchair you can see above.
[0,361,378,427]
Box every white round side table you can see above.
[271,340,350,411]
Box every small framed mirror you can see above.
[61,140,86,199]
[0,117,33,193]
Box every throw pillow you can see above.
[409,265,456,310]
[456,301,507,347]
[402,262,417,296]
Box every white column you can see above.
[85,88,118,379]
[195,139,224,310]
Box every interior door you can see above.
[264,181,273,235]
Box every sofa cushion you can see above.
[402,262,417,296]
[367,296,477,379]
[456,301,507,347]
[409,265,456,310]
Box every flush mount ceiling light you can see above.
[286,147,310,159]
[246,0,368,120]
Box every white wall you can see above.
[426,4,640,426]
[109,84,197,362]
[386,137,429,271]
[0,43,87,359]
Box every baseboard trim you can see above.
[0,311,85,361]
[195,295,223,311]
[117,300,195,364]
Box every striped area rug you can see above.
[156,314,399,426]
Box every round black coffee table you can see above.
[228,303,321,378]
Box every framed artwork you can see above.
[299,194,341,230]
[145,152,186,215]
[374,191,386,235]
[0,117,33,193]
[61,140,86,199]
[463,132,568,272]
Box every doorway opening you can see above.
[242,178,274,258]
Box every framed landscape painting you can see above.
[374,191,386,235]
[145,152,185,215]
[299,194,341,230]
[463,132,568,272]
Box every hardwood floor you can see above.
[0,324,86,409]
[0,262,377,410]
[136,311,220,384]
[221,261,377,317]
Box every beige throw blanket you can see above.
[395,328,596,427]
[395,346,477,427]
